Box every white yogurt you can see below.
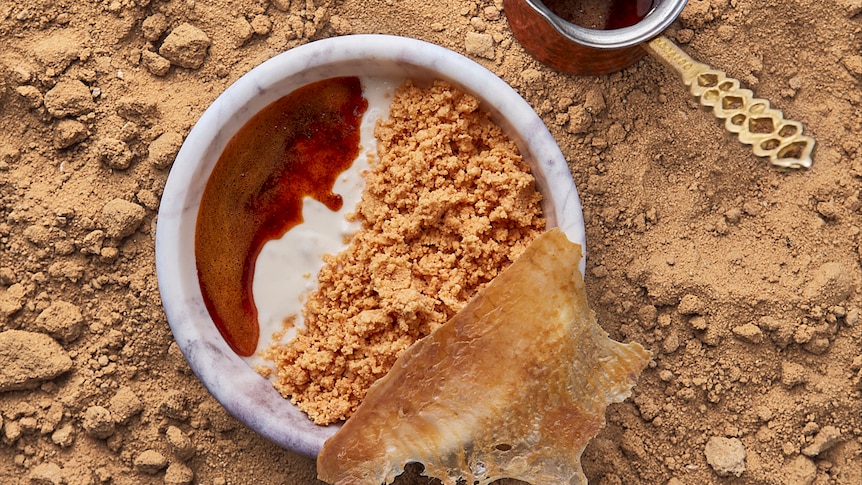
[247,77,399,372]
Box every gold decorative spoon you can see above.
[643,35,815,170]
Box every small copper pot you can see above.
[504,0,688,76]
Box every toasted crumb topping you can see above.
[266,80,544,425]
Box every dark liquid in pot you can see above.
[542,0,656,30]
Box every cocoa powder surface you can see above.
[1,0,861,484]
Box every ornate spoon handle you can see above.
[643,35,815,170]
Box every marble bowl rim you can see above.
[155,33,585,458]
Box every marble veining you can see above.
[155,34,585,458]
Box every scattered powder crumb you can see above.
[267,80,545,425]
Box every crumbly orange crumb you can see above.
[266,80,545,425]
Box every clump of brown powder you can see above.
[266,80,545,425]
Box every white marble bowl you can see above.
[155,34,585,458]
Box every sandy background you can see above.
[1,0,861,484]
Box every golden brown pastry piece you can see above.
[317,228,651,485]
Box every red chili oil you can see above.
[542,0,656,30]
[195,76,368,357]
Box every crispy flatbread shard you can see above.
[317,229,651,485]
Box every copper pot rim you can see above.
[522,0,689,49]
